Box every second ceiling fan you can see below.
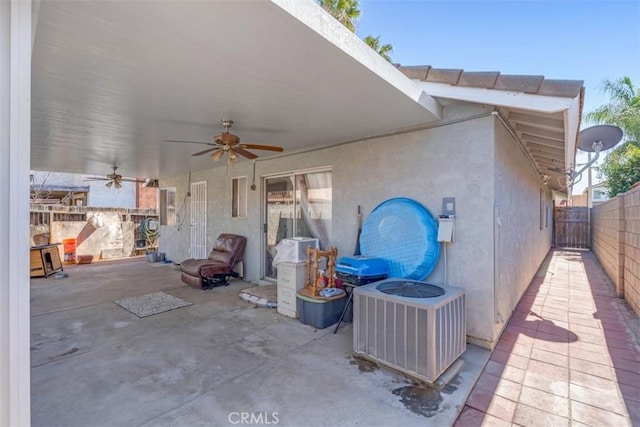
[84,166,144,189]
[166,119,284,163]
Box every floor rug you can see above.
[114,291,192,318]
[239,285,277,308]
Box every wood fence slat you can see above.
[554,206,589,248]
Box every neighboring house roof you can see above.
[30,185,90,193]
[582,181,609,195]
[397,65,584,192]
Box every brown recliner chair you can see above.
[180,233,247,289]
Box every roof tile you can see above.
[426,68,463,85]
[396,65,583,99]
[494,75,544,93]
[538,79,584,98]
[398,65,431,80]
[458,71,500,88]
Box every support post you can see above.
[0,0,32,425]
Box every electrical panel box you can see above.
[437,218,455,242]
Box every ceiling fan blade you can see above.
[84,177,109,181]
[234,148,258,160]
[164,139,214,146]
[120,178,145,183]
[192,147,217,156]
[240,143,283,152]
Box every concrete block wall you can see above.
[623,186,640,316]
[592,196,623,294]
[592,184,640,316]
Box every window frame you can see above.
[232,176,247,218]
[160,187,176,226]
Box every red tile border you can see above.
[458,250,637,426]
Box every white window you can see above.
[160,188,176,226]
[593,189,608,201]
[232,177,247,218]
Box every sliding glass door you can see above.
[264,170,331,278]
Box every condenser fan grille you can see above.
[376,281,445,298]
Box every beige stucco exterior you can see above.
[159,102,552,348]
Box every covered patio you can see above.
[30,260,489,426]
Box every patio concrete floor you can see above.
[30,258,489,427]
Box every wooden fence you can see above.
[553,207,589,248]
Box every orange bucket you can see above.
[63,238,76,264]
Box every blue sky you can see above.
[357,0,640,193]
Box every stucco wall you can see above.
[31,206,158,260]
[493,119,553,345]
[160,102,500,344]
[592,185,640,316]
[50,215,135,260]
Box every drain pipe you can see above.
[491,111,545,181]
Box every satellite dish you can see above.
[578,125,623,152]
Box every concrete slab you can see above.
[31,258,489,426]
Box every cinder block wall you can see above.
[592,196,623,293]
[622,187,640,316]
[592,184,640,316]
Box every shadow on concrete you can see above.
[579,250,640,424]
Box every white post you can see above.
[587,152,593,208]
[587,152,592,247]
[0,0,32,425]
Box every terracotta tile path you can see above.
[455,249,640,426]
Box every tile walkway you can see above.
[455,249,640,426]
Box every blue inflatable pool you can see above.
[359,198,440,280]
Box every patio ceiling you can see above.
[31,0,441,179]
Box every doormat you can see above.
[239,285,277,308]
[114,291,192,318]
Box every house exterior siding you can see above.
[492,119,553,344]
[159,102,512,346]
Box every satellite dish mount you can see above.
[567,125,623,184]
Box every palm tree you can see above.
[316,1,393,62]
[363,35,393,62]
[585,77,639,145]
[317,0,361,33]
[586,77,640,196]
